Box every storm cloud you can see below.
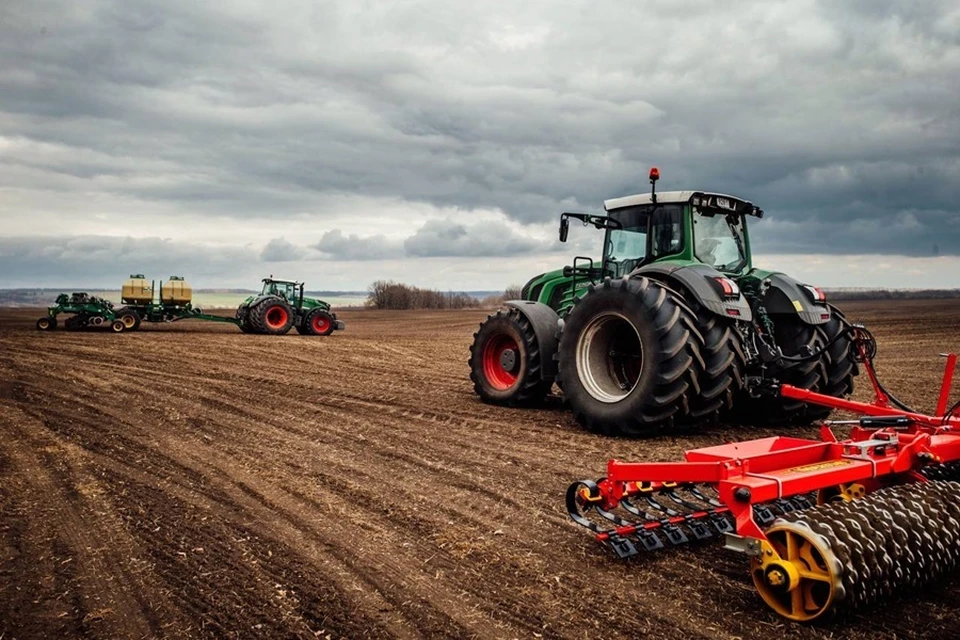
[1,0,959,288]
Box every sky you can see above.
[1,0,959,290]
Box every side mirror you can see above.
[562,265,573,277]
[559,217,569,243]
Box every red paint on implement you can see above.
[265,306,289,329]
[482,334,520,390]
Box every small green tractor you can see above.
[235,277,344,336]
[469,168,858,435]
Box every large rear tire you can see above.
[249,297,295,335]
[806,304,858,421]
[469,307,553,406]
[686,303,745,424]
[556,276,701,436]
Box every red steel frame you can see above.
[587,349,960,545]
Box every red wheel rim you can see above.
[312,315,330,333]
[265,306,289,329]
[481,334,521,390]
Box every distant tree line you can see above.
[479,284,523,306]
[826,289,960,301]
[366,280,479,310]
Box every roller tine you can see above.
[690,484,724,508]
[664,486,709,512]
[644,493,680,516]
[620,497,656,520]
[596,505,633,526]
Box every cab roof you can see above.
[604,191,762,217]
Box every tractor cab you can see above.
[261,278,304,307]
[560,168,763,280]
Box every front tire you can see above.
[36,316,57,331]
[249,297,294,335]
[469,308,552,406]
[557,276,701,436]
[301,309,336,336]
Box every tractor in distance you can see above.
[236,277,344,336]
[469,168,858,436]
[36,275,344,336]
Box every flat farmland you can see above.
[1,300,959,639]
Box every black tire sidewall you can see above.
[304,309,335,336]
[251,297,295,335]
[558,281,663,426]
[470,313,532,403]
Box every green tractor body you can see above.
[469,169,857,435]
[235,278,344,336]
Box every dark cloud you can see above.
[0,0,958,287]
[404,219,541,257]
[0,236,254,287]
[260,237,306,262]
[315,229,404,261]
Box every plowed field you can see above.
[2,300,959,639]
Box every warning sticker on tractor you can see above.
[774,460,852,476]
[792,300,803,312]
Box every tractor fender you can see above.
[633,263,753,322]
[504,300,560,381]
[243,294,276,309]
[763,273,830,325]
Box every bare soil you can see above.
[1,300,959,639]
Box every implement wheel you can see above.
[557,276,701,436]
[249,297,294,335]
[36,316,57,331]
[469,307,552,405]
[116,307,141,331]
[109,320,125,333]
[752,521,844,622]
[301,309,335,336]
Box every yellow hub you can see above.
[817,482,867,505]
[751,522,844,622]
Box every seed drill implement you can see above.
[567,328,960,621]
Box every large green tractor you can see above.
[468,168,857,436]
[236,277,344,336]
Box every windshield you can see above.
[262,281,297,299]
[606,208,647,277]
[605,205,683,277]
[693,210,747,272]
